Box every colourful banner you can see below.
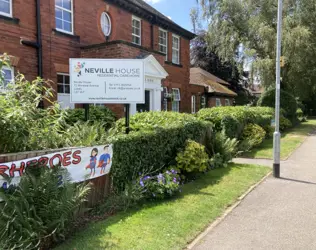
[0,145,113,189]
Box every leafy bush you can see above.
[138,169,181,200]
[241,123,266,148]
[65,105,115,129]
[257,88,297,121]
[263,125,274,138]
[176,140,209,173]
[0,165,90,250]
[108,119,212,191]
[280,117,292,131]
[112,111,198,133]
[296,108,304,121]
[197,106,274,139]
[221,116,242,139]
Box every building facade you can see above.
[189,67,237,113]
[0,0,195,117]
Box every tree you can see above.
[197,0,316,105]
[191,31,254,104]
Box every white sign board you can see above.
[0,145,113,190]
[70,59,145,104]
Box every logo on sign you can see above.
[74,62,86,77]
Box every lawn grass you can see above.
[56,164,270,250]
[243,119,316,160]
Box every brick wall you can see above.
[0,0,194,115]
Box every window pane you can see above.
[56,18,63,30]
[64,21,72,32]
[55,7,62,19]
[0,1,10,14]
[133,36,140,45]
[57,84,64,93]
[64,75,70,84]
[63,0,71,10]
[3,68,12,81]
[64,85,70,94]
[57,74,64,83]
[63,10,71,22]
[55,0,63,8]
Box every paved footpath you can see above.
[192,131,316,250]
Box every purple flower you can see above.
[173,177,177,183]
[166,170,171,175]
[143,176,151,181]
[171,169,177,174]
[139,180,144,187]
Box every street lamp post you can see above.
[273,0,283,178]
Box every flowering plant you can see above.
[138,169,181,200]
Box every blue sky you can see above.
[144,0,200,31]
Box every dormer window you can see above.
[101,12,111,37]
[132,16,141,45]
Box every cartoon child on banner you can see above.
[98,145,111,175]
[86,148,98,177]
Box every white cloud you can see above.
[144,0,163,4]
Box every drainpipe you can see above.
[21,0,42,78]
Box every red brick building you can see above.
[0,0,195,117]
[190,67,237,111]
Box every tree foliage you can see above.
[197,0,316,103]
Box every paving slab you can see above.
[192,132,316,250]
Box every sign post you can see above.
[70,59,145,132]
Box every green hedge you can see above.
[197,106,274,138]
[109,119,212,191]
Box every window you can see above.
[55,0,73,34]
[57,73,70,94]
[191,95,196,114]
[159,29,168,60]
[132,16,141,45]
[1,66,14,89]
[172,88,180,112]
[225,99,230,106]
[0,0,12,17]
[216,98,221,107]
[172,34,180,64]
[201,96,206,109]
[101,12,111,37]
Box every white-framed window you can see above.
[159,29,168,61]
[216,98,221,107]
[0,0,12,17]
[55,0,73,34]
[172,34,180,64]
[57,73,70,94]
[201,96,206,109]
[225,99,230,106]
[172,88,180,112]
[1,66,14,89]
[191,95,196,114]
[132,16,141,45]
[101,12,111,37]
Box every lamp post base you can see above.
[273,163,280,178]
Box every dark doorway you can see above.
[137,90,150,112]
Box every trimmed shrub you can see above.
[197,106,274,138]
[280,117,292,131]
[296,108,304,121]
[241,123,266,148]
[108,119,212,191]
[176,140,209,173]
[257,88,297,121]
